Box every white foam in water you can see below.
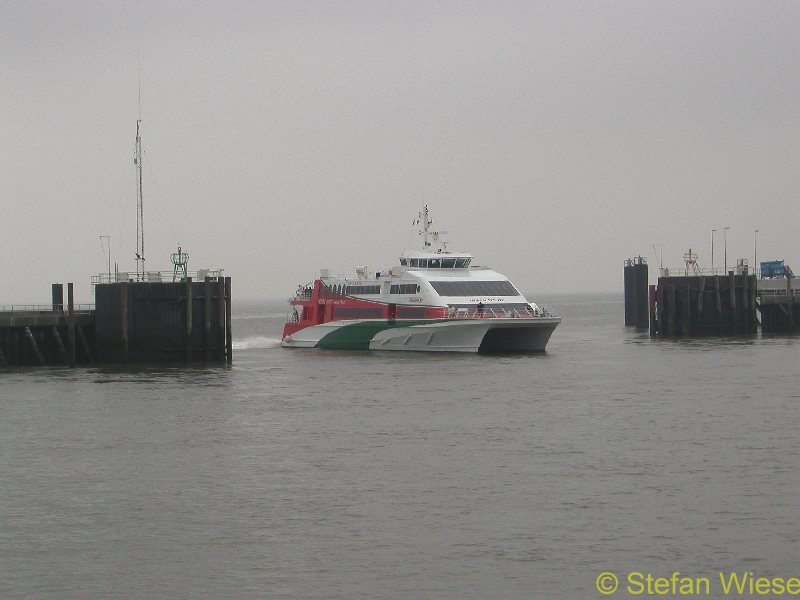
[232,336,282,350]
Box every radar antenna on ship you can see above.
[417,205,448,253]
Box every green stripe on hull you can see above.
[315,320,446,350]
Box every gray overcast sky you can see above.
[2,1,798,302]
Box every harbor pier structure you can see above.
[0,283,94,367]
[623,257,649,329]
[756,261,799,333]
[0,273,232,367]
[650,268,758,336]
[93,272,232,364]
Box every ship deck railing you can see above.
[284,306,556,323]
[451,307,555,319]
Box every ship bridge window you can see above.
[390,283,420,294]
[400,259,408,266]
[410,257,471,268]
[429,280,519,297]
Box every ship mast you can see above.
[421,205,431,250]
[135,120,145,280]
[418,204,447,252]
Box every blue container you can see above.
[760,260,788,278]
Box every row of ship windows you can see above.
[400,257,472,268]
[323,281,517,297]
[390,284,421,295]
[429,280,519,297]
[346,285,381,295]
[322,284,381,296]
[323,284,421,296]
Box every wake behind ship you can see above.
[282,207,560,352]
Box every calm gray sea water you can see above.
[1,294,799,599]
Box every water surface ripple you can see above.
[1,295,798,598]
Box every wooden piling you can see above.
[25,327,46,365]
[218,277,226,363]
[729,272,737,334]
[669,285,676,336]
[714,276,723,335]
[52,283,64,312]
[67,283,76,367]
[624,261,635,326]
[225,277,232,364]
[121,282,129,363]
[52,326,68,364]
[186,277,193,362]
[204,276,212,362]
[649,285,656,336]
[76,326,93,363]
[696,277,705,335]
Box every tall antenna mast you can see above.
[135,61,145,280]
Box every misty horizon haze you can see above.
[2,2,798,304]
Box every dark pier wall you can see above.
[760,304,800,333]
[624,258,649,329]
[0,282,94,367]
[95,277,232,364]
[756,278,799,333]
[650,274,758,337]
[0,321,94,367]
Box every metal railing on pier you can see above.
[91,270,225,292]
[659,267,752,278]
[0,304,94,314]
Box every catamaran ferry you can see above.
[282,207,560,352]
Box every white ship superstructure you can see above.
[282,207,560,352]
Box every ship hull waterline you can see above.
[281,317,560,353]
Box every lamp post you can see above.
[754,230,759,278]
[711,229,716,273]
[723,226,730,273]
